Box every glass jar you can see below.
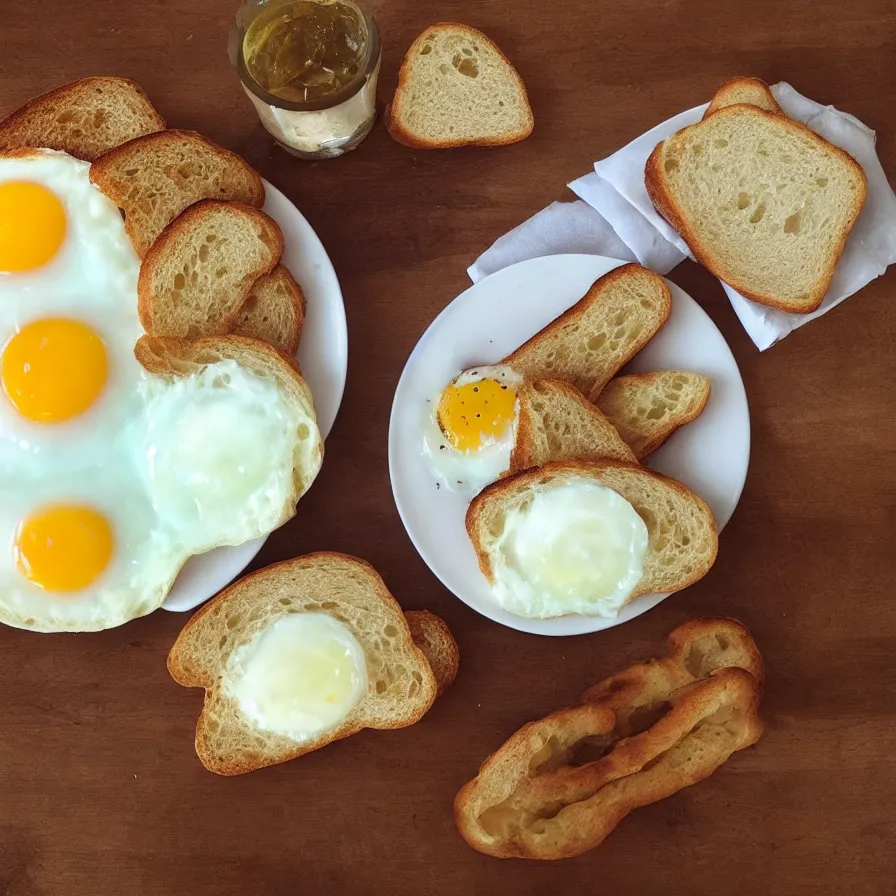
[229,0,381,159]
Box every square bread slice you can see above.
[231,264,306,356]
[704,76,781,118]
[0,76,165,161]
[646,104,867,312]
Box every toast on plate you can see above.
[232,264,306,356]
[704,76,781,118]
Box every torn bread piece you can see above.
[406,610,460,697]
[232,265,306,356]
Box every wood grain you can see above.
[2,0,896,893]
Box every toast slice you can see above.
[509,379,636,473]
[405,610,460,697]
[138,200,283,339]
[454,665,762,859]
[467,460,717,604]
[232,265,306,356]
[0,76,165,161]
[704,76,781,118]
[646,104,867,312]
[596,371,710,460]
[168,553,439,775]
[502,264,671,401]
[90,129,265,257]
[387,23,533,149]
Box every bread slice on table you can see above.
[387,23,533,149]
[502,264,671,401]
[596,371,710,460]
[467,460,717,600]
[0,76,164,161]
[232,265,306,356]
[509,379,636,473]
[405,610,460,697]
[704,76,781,118]
[90,129,265,257]
[645,103,867,313]
[168,553,441,775]
[138,200,283,339]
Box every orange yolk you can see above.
[1,318,108,423]
[437,378,517,452]
[0,181,67,272]
[14,504,114,592]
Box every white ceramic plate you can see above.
[162,181,347,612]
[389,255,750,637]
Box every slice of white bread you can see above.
[454,665,762,859]
[232,265,306,356]
[138,200,283,339]
[596,371,711,460]
[502,264,671,401]
[405,610,460,697]
[466,460,717,601]
[90,129,265,257]
[0,76,165,161]
[168,553,439,775]
[135,334,323,512]
[645,104,867,313]
[704,76,781,118]
[509,379,637,473]
[387,23,533,149]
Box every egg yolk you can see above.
[437,378,517,453]
[1,318,108,423]
[0,181,67,272]
[14,504,114,592]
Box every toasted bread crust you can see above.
[387,23,534,149]
[704,76,782,118]
[645,104,867,313]
[405,610,460,697]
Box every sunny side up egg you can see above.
[0,150,321,632]
[423,365,523,494]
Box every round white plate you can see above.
[162,180,347,612]
[389,255,750,637]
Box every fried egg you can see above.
[489,482,649,618]
[424,365,523,494]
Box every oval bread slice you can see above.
[466,460,718,601]
[168,553,439,775]
[231,264,306,356]
[704,76,781,118]
[138,200,283,339]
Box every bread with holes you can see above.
[232,265,306,356]
[138,200,283,339]
[135,334,322,519]
[502,264,671,401]
[454,617,763,859]
[387,23,533,149]
[704,76,781,118]
[646,103,867,313]
[0,76,164,161]
[467,460,717,607]
[168,553,439,775]
[90,129,265,256]
[596,371,710,460]
[405,610,460,697]
[509,379,636,473]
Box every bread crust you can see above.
[645,104,868,313]
[405,609,460,697]
[704,76,782,118]
[387,23,534,149]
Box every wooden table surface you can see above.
[3,0,896,893]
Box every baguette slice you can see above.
[596,371,710,460]
[168,553,439,775]
[704,76,781,118]
[0,77,164,161]
[388,23,533,149]
[467,460,717,604]
[502,264,671,401]
[646,104,867,312]
[232,265,306,356]
[509,379,636,473]
[455,666,762,859]
[405,610,460,697]
[138,200,283,339]
[90,129,265,256]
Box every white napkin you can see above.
[469,83,896,350]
